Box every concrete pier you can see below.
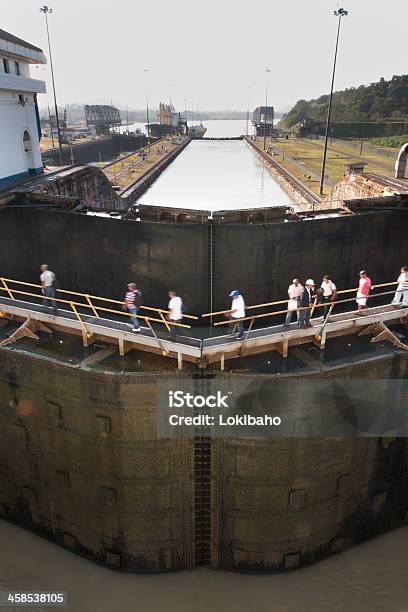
[102,136,190,198]
[244,137,321,210]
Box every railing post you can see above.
[70,301,93,345]
[0,278,14,300]
[310,296,318,318]
[159,309,171,332]
[85,295,99,318]
[315,303,335,348]
[145,318,168,356]
[239,318,255,356]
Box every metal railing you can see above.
[0,275,405,353]
[202,281,401,329]
[0,277,198,341]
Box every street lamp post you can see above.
[263,68,271,151]
[246,85,251,137]
[319,7,348,196]
[40,5,63,165]
[144,69,150,149]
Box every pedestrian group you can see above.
[39,264,408,342]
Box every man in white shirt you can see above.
[320,275,337,319]
[228,290,245,340]
[40,264,57,314]
[167,290,183,341]
[391,266,408,307]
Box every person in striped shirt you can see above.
[391,266,408,307]
[123,283,142,333]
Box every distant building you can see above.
[85,105,121,135]
[0,29,46,185]
[252,106,275,137]
[296,117,324,138]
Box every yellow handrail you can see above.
[0,278,198,320]
[85,294,99,318]
[0,282,192,329]
[0,278,14,300]
[0,276,400,331]
[70,302,92,339]
[202,281,399,320]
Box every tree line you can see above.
[280,74,408,129]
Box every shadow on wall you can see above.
[0,206,407,314]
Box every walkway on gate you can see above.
[0,277,407,368]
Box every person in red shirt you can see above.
[356,270,372,315]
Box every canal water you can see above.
[1,517,407,612]
[137,139,294,210]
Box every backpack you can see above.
[134,290,143,307]
[52,274,60,290]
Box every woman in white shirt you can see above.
[284,279,303,327]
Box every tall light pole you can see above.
[144,69,150,148]
[263,68,271,151]
[319,7,348,196]
[40,5,63,165]
[246,85,251,137]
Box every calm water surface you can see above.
[138,139,294,210]
[124,119,292,211]
[1,518,407,612]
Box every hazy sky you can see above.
[2,0,407,112]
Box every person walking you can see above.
[284,279,303,327]
[167,290,183,341]
[227,290,246,340]
[298,279,315,329]
[391,266,408,307]
[320,275,337,319]
[123,283,142,333]
[356,270,372,315]
[40,264,58,314]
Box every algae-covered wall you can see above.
[212,358,408,571]
[0,349,194,572]
[0,206,407,313]
[0,346,408,573]
[0,207,210,313]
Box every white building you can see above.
[0,29,47,185]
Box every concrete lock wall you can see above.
[0,207,210,312]
[0,349,195,572]
[1,347,408,572]
[42,134,147,166]
[211,357,408,571]
[212,211,408,309]
[0,207,407,313]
